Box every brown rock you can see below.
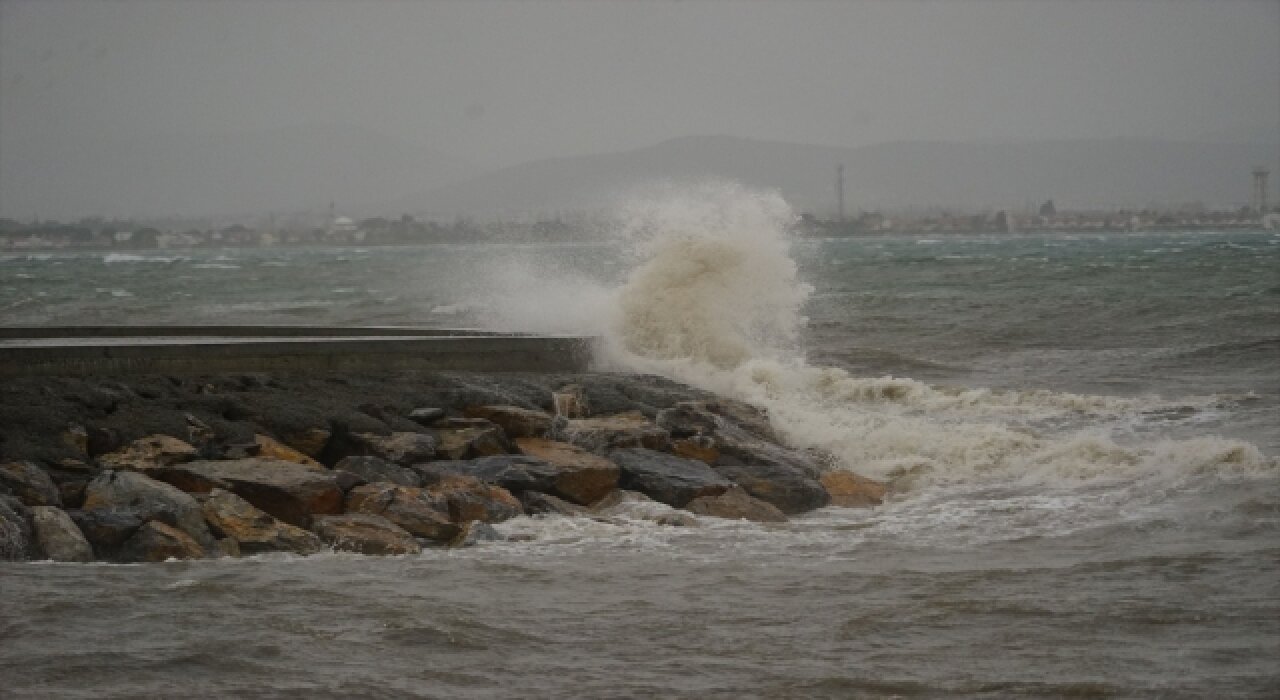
[0,461,61,507]
[154,459,343,527]
[254,435,324,469]
[514,438,620,505]
[820,471,887,507]
[280,428,331,459]
[350,431,439,466]
[200,488,323,555]
[30,506,94,561]
[562,412,671,454]
[96,435,197,472]
[425,475,522,523]
[431,424,512,460]
[345,483,458,542]
[520,491,588,517]
[672,437,719,465]
[686,486,787,523]
[118,521,208,562]
[310,514,421,555]
[463,405,553,439]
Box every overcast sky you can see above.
[2,0,1277,171]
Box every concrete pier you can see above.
[0,326,595,377]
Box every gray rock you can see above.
[414,455,559,494]
[0,460,61,507]
[67,508,143,557]
[334,456,421,487]
[30,506,94,562]
[200,489,323,555]
[82,470,217,549]
[0,495,34,560]
[713,463,829,514]
[407,407,446,426]
[118,520,208,562]
[449,521,504,548]
[686,486,787,523]
[607,448,732,508]
[520,491,589,517]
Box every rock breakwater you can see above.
[0,370,884,562]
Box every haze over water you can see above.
[3,187,1278,697]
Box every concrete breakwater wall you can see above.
[0,326,594,377]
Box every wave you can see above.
[102,253,186,264]
[483,181,1277,491]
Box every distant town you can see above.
[2,200,1276,252]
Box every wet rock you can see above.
[118,521,208,562]
[672,437,719,465]
[0,495,33,560]
[82,470,216,548]
[514,438,620,505]
[820,471,887,507]
[201,488,323,555]
[86,426,123,458]
[551,384,589,419]
[713,463,829,514]
[67,508,143,557]
[153,459,343,528]
[415,455,558,493]
[608,448,732,508]
[326,431,438,467]
[254,435,323,468]
[30,506,93,562]
[96,435,198,472]
[61,424,89,457]
[334,456,421,487]
[425,475,522,523]
[0,460,61,506]
[333,470,366,493]
[345,483,458,542]
[658,401,817,476]
[563,412,671,454]
[279,428,331,460]
[449,521,504,548]
[407,407,446,426]
[310,514,421,555]
[686,486,787,523]
[519,491,588,517]
[431,423,512,460]
[43,459,100,509]
[463,405,553,439]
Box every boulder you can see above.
[345,483,458,542]
[30,506,94,562]
[152,459,343,528]
[425,475,522,523]
[685,486,787,523]
[431,424,513,460]
[254,435,323,468]
[310,514,421,555]
[562,412,671,454]
[607,448,732,508]
[0,495,33,560]
[61,424,90,456]
[463,405,553,439]
[415,455,558,493]
[514,438,620,505]
[820,471,887,507]
[0,460,61,506]
[118,521,208,562]
[334,456,421,488]
[713,463,829,514]
[407,407,446,426]
[43,459,101,509]
[449,521,504,548]
[96,435,198,472]
[82,470,216,549]
[200,488,323,555]
[350,431,439,466]
[519,491,588,517]
[671,437,719,465]
[657,401,818,476]
[279,428,331,459]
[67,508,143,557]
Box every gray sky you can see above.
[3,0,1277,168]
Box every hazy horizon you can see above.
[2,0,1277,218]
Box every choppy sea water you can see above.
[2,219,1279,696]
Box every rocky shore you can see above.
[0,371,885,562]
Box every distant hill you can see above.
[380,134,1280,217]
[0,124,477,219]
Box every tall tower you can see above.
[836,164,846,222]
[1253,167,1270,214]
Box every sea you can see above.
[2,185,1278,698]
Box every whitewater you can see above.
[2,184,1278,697]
